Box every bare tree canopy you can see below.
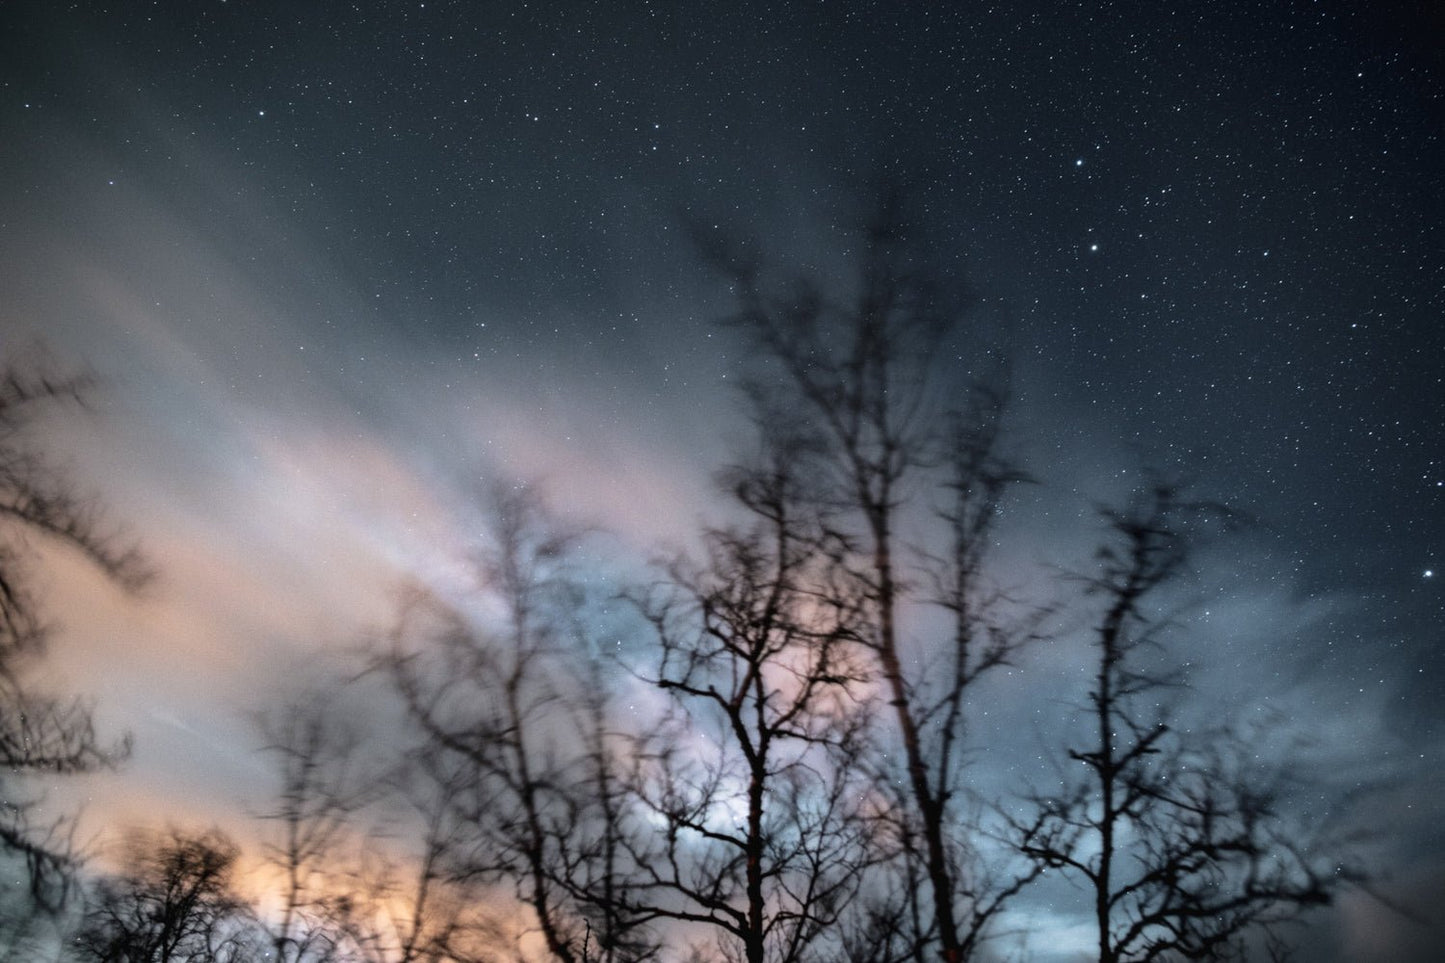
[690,197,1045,962]
[72,827,260,963]
[0,359,149,910]
[1014,483,1350,962]
[626,428,875,963]
[380,481,660,963]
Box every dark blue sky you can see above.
[2,2,1441,959]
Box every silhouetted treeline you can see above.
[0,202,1364,962]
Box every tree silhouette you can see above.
[338,750,506,963]
[692,195,1040,962]
[72,827,260,963]
[0,361,148,909]
[382,481,657,963]
[254,687,380,963]
[1013,483,1343,962]
[625,427,874,963]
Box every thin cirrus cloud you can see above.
[19,161,725,850]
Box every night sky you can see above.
[2,2,1441,960]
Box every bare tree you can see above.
[549,633,659,963]
[71,827,261,963]
[1013,483,1342,962]
[382,481,657,963]
[625,429,874,963]
[254,687,380,963]
[693,196,1039,962]
[337,750,506,963]
[0,362,148,909]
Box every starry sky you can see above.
[1,2,1441,960]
